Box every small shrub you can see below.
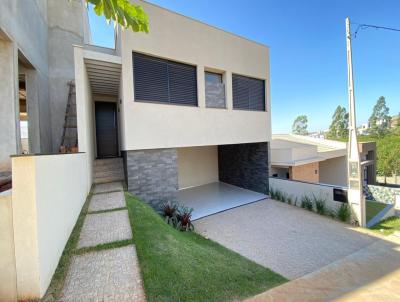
[280,192,287,203]
[157,201,178,226]
[176,206,194,231]
[301,195,313,211]
[313,194,326,215]
[287,196,293,205]
[269,187,276,199]
[275,190,283,201]
[336,203,351,222]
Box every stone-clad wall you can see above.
[125,148,178,205]
[218,142,269,194]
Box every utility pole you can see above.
[345,17,366,227]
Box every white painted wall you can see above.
[319,156,347,187]
[0,190,17,302]
[119,1,270,151]
[75,46,94,185]
[11,153,90,299]
[177,146,219,189]
[269,177,345,213]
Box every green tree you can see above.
[327,105,349,139]
[292,115,308,135]
[368,96,391,138]
[85,0,149,33]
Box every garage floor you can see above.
[177,182,266,220]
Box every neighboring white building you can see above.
[270,134,376,187]
[271,134,348,186]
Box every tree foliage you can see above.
[327,105,348,139]
[368,96,391,138]
[86,0,149,33]
[376,135,400,181]
[292,115,308,135]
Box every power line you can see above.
[351,22,400,38]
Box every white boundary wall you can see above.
[0,153,91,301]
[269,177,345,212]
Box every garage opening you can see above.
[177,143,268,220]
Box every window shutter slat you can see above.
[133,53,169,103]
[233,74,265,111]
[168,61,198,106]
[133,53,197,106]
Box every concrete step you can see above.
[94,175,125,184]
[94,158,123,167]
[94,170,124,180]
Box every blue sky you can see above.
[88,0,400,133]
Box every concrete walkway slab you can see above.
[59,245,146,302]
[246,235,400,302]
[89,191,126,212]
[78,210,132,248]
[93,182,123,194]
[194,199,378,279]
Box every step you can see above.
[94,171,124,180]
[94,175,125,184]
[94,158,123,166]
[94,162,124,172]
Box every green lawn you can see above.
[366,200,387,222]
[370,216,400,236]
[125,193,287,302]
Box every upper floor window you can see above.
[205,71,225,108]
[133,52,198,106]
[232,74,265,111]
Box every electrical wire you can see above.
[351,22,400,38]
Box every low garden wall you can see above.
[0,153,91,301]
[269,177,346,214]
[363,184,400,204]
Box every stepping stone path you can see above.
[60,182,146,302]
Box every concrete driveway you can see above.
[194,199,379,279]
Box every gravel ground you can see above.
[194,199,378,279]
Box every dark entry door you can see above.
[95,102,118,158]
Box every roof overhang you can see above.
[83,48,122,96]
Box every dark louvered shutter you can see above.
[133,53,169,103]
[232,74,265,111]
[168,61,198,106]
[133,52,197,106]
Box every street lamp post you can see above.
[345,17,366,227]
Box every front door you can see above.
[95,102,118,158]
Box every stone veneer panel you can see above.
[218,142,269,194]
[126,148,178,205]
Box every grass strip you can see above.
[74,239,134,255]
[87,206,127,215]
[125,192,287,302]
[370,216,400,236]
[366,200,387,223]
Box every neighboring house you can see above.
[0,0,90,189]
[357,123,369,135]
[391,115,399,128]
[270,134,376,186]
[307,131,326,139]
[74,1,271,205]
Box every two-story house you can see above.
[75,1,271,215]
